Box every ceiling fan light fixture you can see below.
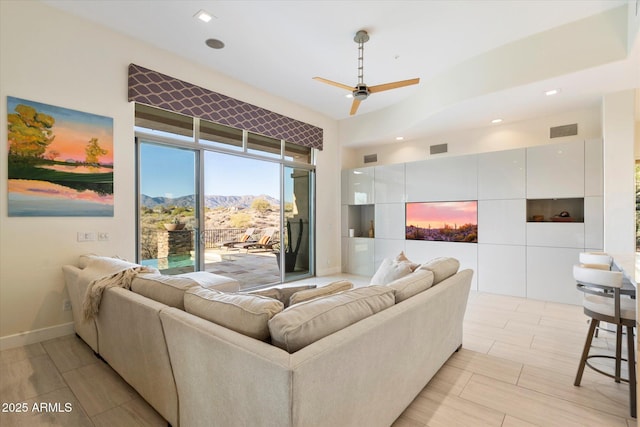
[205,38,225,49]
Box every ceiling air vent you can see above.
[363,154,377,164]
[430,143,448,155]
[550,123,578,139]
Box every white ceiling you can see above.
[43,0,639,147]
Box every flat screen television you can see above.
[406,201,478,243]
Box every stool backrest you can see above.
[579,252,611,268]
[573,264,623,288]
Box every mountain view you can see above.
[141,194,280,209]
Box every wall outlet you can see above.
[98,232,109,241]
[63,299,72,311]
[77,232,96,242]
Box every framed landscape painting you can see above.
[7,96,114,216]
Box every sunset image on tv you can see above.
[406,201,478,243]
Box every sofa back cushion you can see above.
[175,271,240,293]
[268,286,395,353]
[131,274,199,310]
[418,257,460,284]
[184,287,284,341]
[288,280,353,306]
[387,269,434,302]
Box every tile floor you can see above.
[0,285,636,426]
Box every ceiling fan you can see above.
[313,30,420,116]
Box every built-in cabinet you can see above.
[341,139,603,305]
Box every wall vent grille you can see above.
[430,143,448,155]
[550,123,578,138]
[363,154,377,164]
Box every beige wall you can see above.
[0,1,340,346]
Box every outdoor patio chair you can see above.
[221,228,256,249]
[234,227,278,252]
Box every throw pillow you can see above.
[370,257,414,285]
[395,251,419,271]
[268,285,396,353]
[386,269,434,302]
[184,287,284,341]
[288,280,353,306]
[418,257,460,284]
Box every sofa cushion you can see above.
[131,274,199,310]
[268,286,395,353]
[184,287,283,341]
[175,271,240,292]
[370,257,414,285]
[248,284,317,307]
[387,269,435,302]
[288,280,353,306]
[418,257,460,284]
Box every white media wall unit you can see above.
[341,139,603,305]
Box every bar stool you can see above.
[573,262,636,418]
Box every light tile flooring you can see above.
[0,287,637,427]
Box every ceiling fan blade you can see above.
[349,99,361,116]
[369,78,420,94]
[313,77,354,92]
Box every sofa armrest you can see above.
[62,265,98,353]
[160,307,292,427]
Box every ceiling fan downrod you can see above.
[353,30,370,100]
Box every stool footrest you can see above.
[585,355,629,383]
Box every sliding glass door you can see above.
[282,166,313,281]
[135,105,315,288]
[138,141,200,273]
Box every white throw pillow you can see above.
[184,287,284,341]
[370,257,414,285]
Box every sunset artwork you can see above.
[7,96,114,216]
[406,201,478,243]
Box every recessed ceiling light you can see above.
[491,118,503,124]
[395,136,404,141]
[545,89,560,96]
[205,38,225,49]
[194,10,213,23]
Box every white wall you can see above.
[603,90,636,254]
[0,1,341,346]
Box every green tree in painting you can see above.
[85,138,108,165]
[7,104,55,158]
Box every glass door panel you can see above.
[138,142,199,273]
[203,151,280,290]
[283,166,312,281]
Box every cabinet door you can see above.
[375,203,405,239]
[478,149,526,200]
[526,247,582,305]
[346,238,375,276]
[478,244,526,297]
[406,155,477,202]
[526,223,585,248]
[347,167,375,205]
[526,141,584,198]
[478,199,526,245]
[375,163,405,203]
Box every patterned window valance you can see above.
[128,64,323,150]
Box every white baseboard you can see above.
[0,322,75,351]
[316,266,342,276]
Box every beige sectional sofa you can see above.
[63,254,473,427]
